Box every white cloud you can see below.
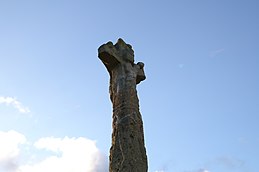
[0,97,30,113]
[0,131,107,172]
[18,136,108,172]
[0,130,26,171]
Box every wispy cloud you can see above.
[0,130,108,172]
[185,156,246,172]
[184,168,210,172]
[178,64,185,69]
[197,169,209,172]
[216,156,245,169]
[209,48,225,58]
[0,96,30,113]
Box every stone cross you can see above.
[98,38,148,172]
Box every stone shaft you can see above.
[98,39,148,172]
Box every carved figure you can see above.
[98,38,148,172]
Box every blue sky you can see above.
[0,0,258,172]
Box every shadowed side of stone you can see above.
[98,38,148,172]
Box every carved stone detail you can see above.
[98,38,148,172]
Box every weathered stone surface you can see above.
[98,38,148,172]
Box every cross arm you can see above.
[98,41,120,74]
